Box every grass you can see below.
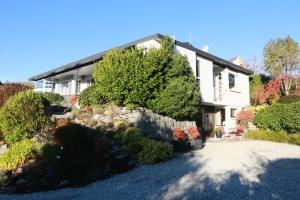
[245,130,300,145]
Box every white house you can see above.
[29,33,252,133]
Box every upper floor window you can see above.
[196,60,200,77]
[229,73,235,89]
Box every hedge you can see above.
[253,101,300,133]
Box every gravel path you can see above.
[1,140,300,200]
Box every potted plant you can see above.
[172,128,191,152]
[215,127,222,138]
[188,127,202,150]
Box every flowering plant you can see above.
[173,128,187,141]
[69,95,77,105]
[188,127,200,140]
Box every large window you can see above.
[61,81,70,95]
[228,73,235,89]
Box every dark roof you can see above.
[29,33,252,81]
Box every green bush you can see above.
[0,139,38,170]
[42,123,111,184]
[150,77,200,120]
[280,102,300,133]
[0,90,49,145]
[245,130,300,145]
[53,123,111,155]
[253,104,282,132]
[40,92,64,105]
[93,36,201,119]
[253,101,300,133]
[278,95,300,104]
[78,85,107,107]
[137,139,174,164]
[121,128,145,157]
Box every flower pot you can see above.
[216,130,222,138]
[190,139,203,150]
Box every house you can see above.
[29,33,252,133]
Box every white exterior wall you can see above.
[35,37,251,132]
[136,39,161,49]
[198,57,214,103]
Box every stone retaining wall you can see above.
[93,107,197,140]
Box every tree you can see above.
[93,36,201,120]
[264,36,300,95]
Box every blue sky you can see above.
[1,0,300,82]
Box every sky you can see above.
[0,0,300,82]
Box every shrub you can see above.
[40,92,64,105]
[92,105,105,115]
[93,36,201,119]
[43,123,111,184]
[173,128,188,141]
[0,83,32,107]
[150,77,200,120]
[188,127,200,139]
[245,130,300,145]
[53,123,110,155]
[121,128,145,157]
[137,139,173,164]
[278,95,300,104]
[253,104,282,131]
[0,90,49,145]
[280,102,300,133]
[236,110,255,127]
[0,139,38,170]
[0,171,10,189]
[78,85,106,107]
[253,101,300,133]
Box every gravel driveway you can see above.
[1,140,300,200]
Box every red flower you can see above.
[188,127,200,140]
[173,128,187,141]
[69,95,77,105]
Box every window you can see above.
[76,80,81,94]
[36,80,43,89]
[230,108,237,118]
[88,79,95,86]
[196,60,200,77]
[61,81,70,95]
[229,73,235,89]
[45,81,53,89]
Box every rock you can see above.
[0,144,8,155]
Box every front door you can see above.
[204,113,215,131]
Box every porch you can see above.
[34,64,95,97]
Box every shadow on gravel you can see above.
[150,157,300,200]
[1,153,299,200]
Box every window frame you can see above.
[228,73,235,89]
[230,108,237,118]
